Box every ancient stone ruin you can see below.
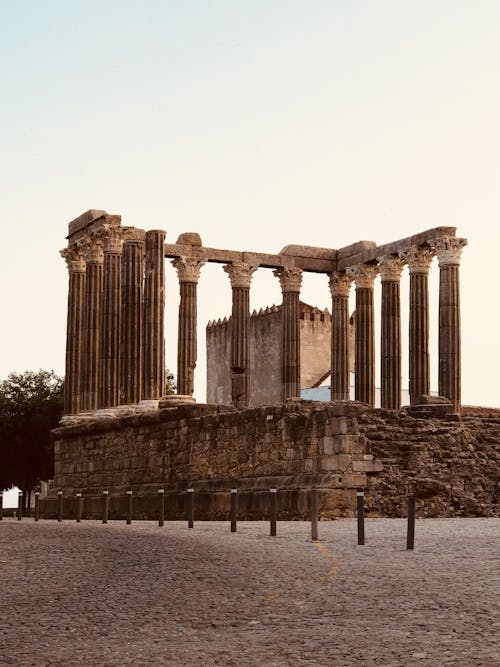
[41,210,499,519]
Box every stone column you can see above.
[378,256,404,409]
[120,229,145,405]
[98,226,124,409]
[346,264,378,406]
[431,237,467,413]
[223,262,258,409]
[329,272,352,401]
[60,246,86,415]
[273,267,303,401]
[402,246,434,404]
[142,230,166,402]
[81,237,104,412]
[171,256,205,397]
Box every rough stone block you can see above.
[352,459,383,473]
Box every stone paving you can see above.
[0,518,498,666]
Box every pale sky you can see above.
[1,0,499,407]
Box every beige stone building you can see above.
[206,302,355,406]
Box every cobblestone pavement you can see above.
[0,518,498,666]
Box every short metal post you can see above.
[407,495,415,550]
[158,489,165,527]
[76,492,82,523]
[187,488,194,528]
[269,488,277,537]
[126,490,133,525]
[34,491,40,521]
[102,490,109,524]
[357,491,365,545]
[17,490,23,521]
[230,488,237,533]
[57,490,63,522]
[310,488,318,542]
[0,492,3,520]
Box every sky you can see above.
[1,0,500,413]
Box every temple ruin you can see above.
[41,209,486,520]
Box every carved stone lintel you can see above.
[430,237,467,267]
[378,255,405,282]
[171,256,206,283]
[60,247,86,274]
[82,237,104,264]
[328,272,352,298]
[401,246,434,274]
[273,267,303,293]
[346,264,378,289]
[223,262,258,289]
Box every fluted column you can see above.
[142,230,166,401]
[273,267,303,401]
[402,246,433,404]
[81,237,104,412]
[346,264,378,406]
[171,256,205,397]
[120,230,145,405]
[379,256,404,409]
[431,237,467,413]
[98,226,124,409]
[223,262,258,409]
[329,272,352,400]
[60,246,86,415]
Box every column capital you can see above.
[60,246,86,274]
[273,267,303,293]
[430,237,467,267]
[346,264,378,289]
[378,255,405,282]
[171,256,206,283]
[328,272,352,298]
[96,225,125,254]
[400,245,434,274]
[123,227,146,244]
[81,237,104,264]
[223,262,258,289]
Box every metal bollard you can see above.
[57,490,63,522]
[187,488,194,528]
[407,495,415,550]
[0,492,3,520]
[102,490,109,524]
[17,490,23,521]
[230,489,237,533]
[357,491,365,545]
[158,489,165,527]
[310,488,318,542]
[76,492,82,523]
[126,490,133,525]
[34,491,40,522]
[269,488,277,537]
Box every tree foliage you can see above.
[0,370,63,493]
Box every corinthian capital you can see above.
[122,227,146,244]
[60,247,86,274]
[346,264,378,289]
[81,237,104,264]
[171,256,206,283]
[430,237,467,267]
[96,224,124,254]
[400,245,434,274]
[328,272,352,298]
[223,262,258,289]
[273,267,303,293]
[378,255,405,282]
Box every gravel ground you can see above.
[0,518,498,666]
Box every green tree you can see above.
[165,368,176,395]
[0,370,63,510]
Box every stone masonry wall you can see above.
[45,401,369,520]
[359,409,500,518]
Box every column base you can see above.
[159,394,196,408]
[137,399,160,412]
